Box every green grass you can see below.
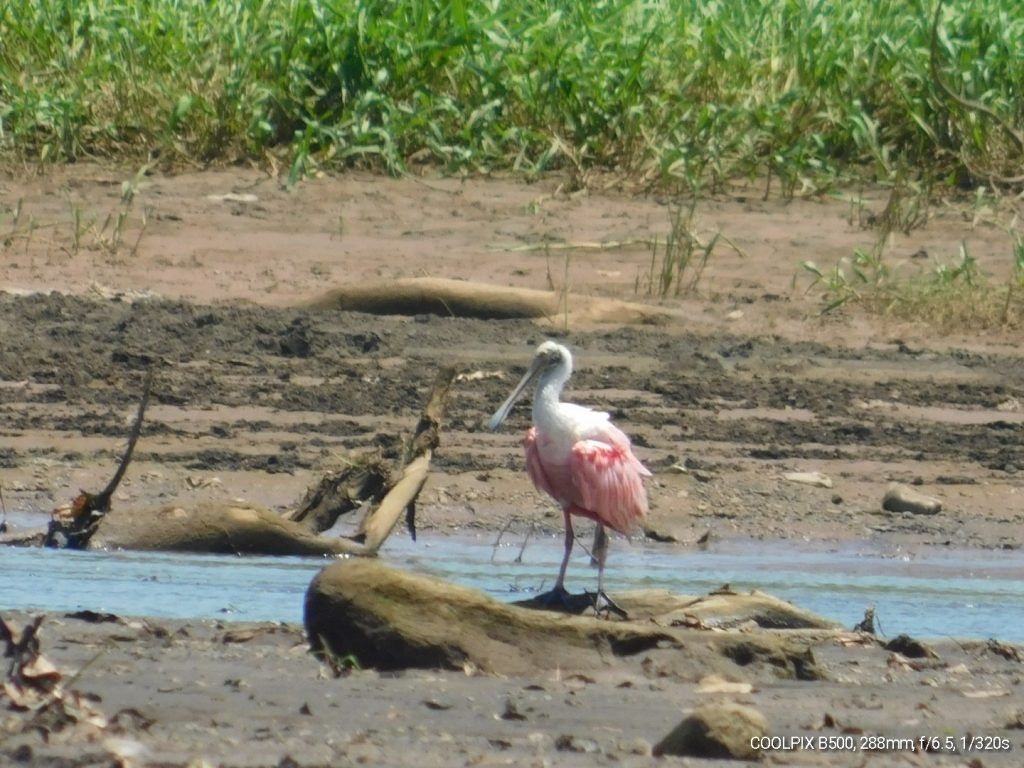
[637,200,746,298]
[802,231,1024,329]
[1,0,1022,192]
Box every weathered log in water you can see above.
[304,559,845,679]
[87,501,371,556]
[11,367,455,558]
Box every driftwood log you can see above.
[16,367,456,557]
[305,277,673,325]
[86,501,375,555]
[305,559,842,678]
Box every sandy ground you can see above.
[1,164,1022,766]
[2,609,1023,768]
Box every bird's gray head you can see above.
[533,340,572,374]
[488,341,573,431]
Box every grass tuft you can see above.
[803,234,1024,330]
[639,201,736,298]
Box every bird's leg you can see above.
[589,523,608,568]
[594,524,608,593]
[555,507,574,593]
[590,524,628,620]
[531,508,575,611]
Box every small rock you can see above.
[500,698,527,721]
[783,471,833,489]
[654,701,768,760]
[10,744,32,762]
[205,193,258,203]
[882,483,942,515]
[555,734,601,754]
[615,737,652,756]
[104,738,151,765]
[884,634,938,659]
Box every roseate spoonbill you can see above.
[489,341,651,607]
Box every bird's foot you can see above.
[522,586,618,616]
[532,585,576,612]
[586,589,629,620]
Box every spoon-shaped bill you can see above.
[488,356,545,431]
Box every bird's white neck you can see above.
[532,360,571,426]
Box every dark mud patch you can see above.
[0,293,1021,548]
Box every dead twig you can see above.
[491,520,535,565]
[515,521,534,564]
[491,519,513,563]
[45,370,154,548]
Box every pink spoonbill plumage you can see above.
[489,341,651,607]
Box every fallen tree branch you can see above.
[281,455,392,534]
[87,369,154,513]
[75,366,455,557]
[12,364,456,557]
[490,238,652,253]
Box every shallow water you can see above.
[0,533,1021,642]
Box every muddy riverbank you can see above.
[1,165,1022,766]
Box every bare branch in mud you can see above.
[88,368,154,513]
[45,370,154,549]
[18,363,456,558]
[405,366,454,464]
[284,365,455,550]
[44,365,454,557]
[282,455,392,534]
[491,520,535,565]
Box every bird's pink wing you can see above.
[570,437,649,534]
[524,427,559,500]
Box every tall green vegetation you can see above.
[1,0,1021,192]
